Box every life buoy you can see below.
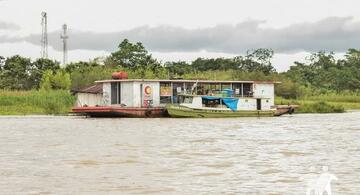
[144,86,152,95]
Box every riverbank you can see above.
[0,90,75,115]
[276,96,360,113]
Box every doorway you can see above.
[256,99,261,110]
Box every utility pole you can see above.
[60,24,68,66]
[40,12,48,58]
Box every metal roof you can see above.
[95,79,280,84]
[72,84,103,94]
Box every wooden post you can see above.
[170,82,173,104]
[241,83,244,97]
[140,83,143,107]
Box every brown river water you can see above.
[0,111,360,195]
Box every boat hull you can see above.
[166,105,275,118]
[274,105,298,116]
[72,106,167,118]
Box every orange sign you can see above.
[144,86,152,95]
[143,85,153,102]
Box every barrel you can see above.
[112,71,128,80]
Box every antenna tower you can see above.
[60,24,69,66]
[40,12,48,58]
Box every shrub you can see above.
[40,70,71,91]
[52,70,71,90]
[40,70,53,91]
[298,101,345,113]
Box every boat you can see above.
[166,95,295,118]
[71,71,297,118]
[72,106,166,118]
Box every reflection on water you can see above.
[0,112,360,194]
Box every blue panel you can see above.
[202,96,239,111]
[202,96,221,100]
[222,98,239,111]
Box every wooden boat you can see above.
[166,95,297,118]
[72,106,167,118]
[166,104,275,117]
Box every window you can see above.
[160,82,171,96]
[183,96,193,104]
[202,98,220,107]
[160,82,171,104]
[221,83,231,90]
[232,83,242,96]
[172,83,185,103]
[185,83,195,94]
[243,83,253,97]
[196,83,207,95]
[160,96,171,104]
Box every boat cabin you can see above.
[92,79,277,111]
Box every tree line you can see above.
[1,39,360,99]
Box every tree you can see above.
[111,39,151,69]
[344,49,360,68]
[52,70,71,90]
[0,55,33,90]
[186,49,275,75]
[40,70,71,90]
[165,61,192,76]
[69,66,114,89]
[40,70,53,91]
[285,50,360,93]
[191,58,238,72]
[65,61,100,73]
[240,48,276,74]
[110,39,163,78]
[31,58,60,89]
[0,56,5,71]
[0,56,61,90]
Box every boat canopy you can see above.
[202,96,239,111]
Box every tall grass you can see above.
[305,93,360,103]
[275,96,360,113]
[298,101,345,113]
[0,90,75,115]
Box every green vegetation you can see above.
[0,90,75,115]
[305,93,360,103]
[40,69,71,90]
[276,95,360,113]
[0,39,359,115]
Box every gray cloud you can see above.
[0,21,20,30]
[6,17,360,54]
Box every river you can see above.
[0,112,359,194]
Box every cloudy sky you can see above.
[1,0,360,71]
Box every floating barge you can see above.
[72,72,296,117]
[72,106,166,117]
